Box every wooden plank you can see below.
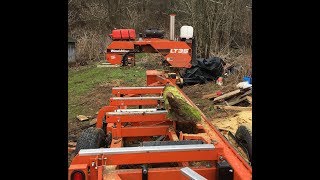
[214,105,252,111]
[77,115,89,121]
[220,89,252,106]
[202,93,219,100]
[246,96,252,104]
[226,96,248,106]
[213,89,241,102]
[240,89,252,97]
[97,64,120,68]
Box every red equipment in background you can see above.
[109,29,136,41]
[106,38,193,68]
[105,15,226,85]
[105,14,194,68]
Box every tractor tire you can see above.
[235,124,252,162]
[75,127,106,154]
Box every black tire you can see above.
[75,127,106,154]
[235,124,252,162]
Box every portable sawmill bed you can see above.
[68,70,252,180]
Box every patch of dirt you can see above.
[182,82,217,116]
[99,79,124,87]
[68,83,115,166]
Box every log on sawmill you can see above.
[163,85,202,123]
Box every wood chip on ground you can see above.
[68,142,77,147]
[77,115,89,121]
[89,118,97,125]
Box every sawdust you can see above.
[211,110,252,134]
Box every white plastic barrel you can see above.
[180,26,193,39]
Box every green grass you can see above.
[68,64,147,122]
[68,65,146,96]
[135,53,148,59]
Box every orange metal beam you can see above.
[75,149,220,166]
[167,128,179,141]
[182,133,212,144]
[103,173,122,180]
[97,166,103,180]
[106,113,169,123]
[114,167,216,180]
[109,97,160,106]
[96,106,117,129]
[112,87,164,96]
[110,138,123,148]
[112,125,169,137]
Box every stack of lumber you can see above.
[202,86,252,111]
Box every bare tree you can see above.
[68,0,251,63]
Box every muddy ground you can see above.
[68,84,114,141]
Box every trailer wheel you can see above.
[235,124,252,162]
[75,127,106,154]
